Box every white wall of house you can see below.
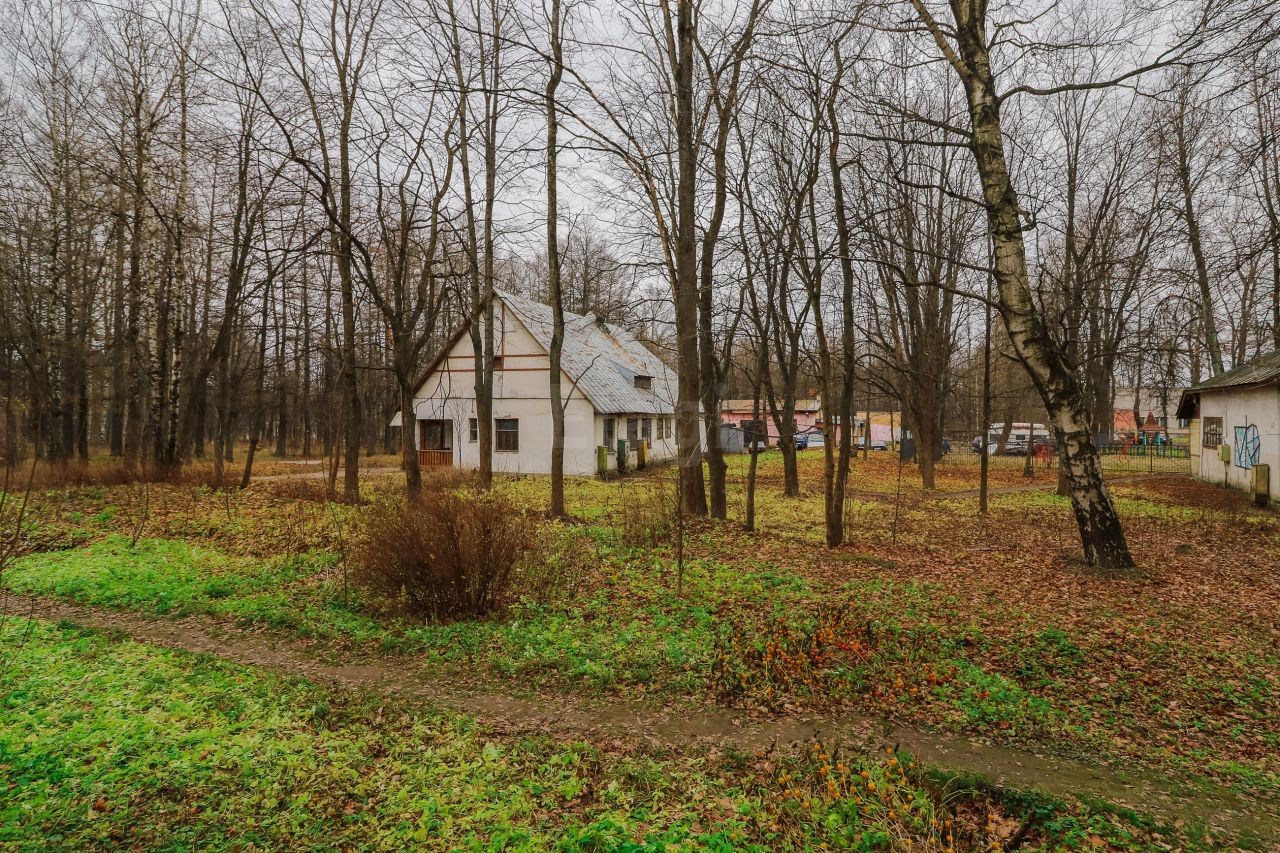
[1194,385,1280,496]
[411,301,678,476]
[595,413,679,470]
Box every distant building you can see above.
[719,400,903,448]
[720,398,824,442]
[1112,386,1190,444]
[394,290,680,475]
[1177,352,1280,499]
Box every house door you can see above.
[417,419,453,468]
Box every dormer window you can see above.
[634,375,652,390]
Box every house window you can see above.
[496,418,519,452]
[627,417,639,442]
[657,418,666,440]
[642,418,652,441]
[492,356,505,370]
[603,418,615,448]
[1202,416,1223,448]
[468,418,478,443]
[634,375,652,390]
[666,417,674,439]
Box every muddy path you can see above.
[3,592,1275,842]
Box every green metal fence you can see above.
[946,444,1191,475]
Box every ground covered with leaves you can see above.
[3,450,1278,849]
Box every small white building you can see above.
[397,290,680,476]
[1176,351,1280,500]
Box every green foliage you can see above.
[3,535,377,642]
[0,622,742,850]
[9,457,1280,810]
[1015,628,1085,687]
[7,535,317,612]
[2,622,1208,851]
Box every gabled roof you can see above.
[495,290,679,415]
[1176,350,1280,418]
[1186,351,1280,393]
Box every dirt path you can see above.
[3,593,1274,841]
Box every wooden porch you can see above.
[418,448,453,469]
[417,419,454,469]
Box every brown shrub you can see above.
[351,480,542,620]
[616,479,676,548]
[9,460,221,490]
[255,477,367,505]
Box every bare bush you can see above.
[515,528,591,607]
[255,477,365,505]
[15,461,221,490]
[352,480,543,620]
[616,479,676,548]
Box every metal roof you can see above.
[1176,350,1280,419]
[497,290,679,415]
[1185,350,1280,393]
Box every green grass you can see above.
[0,621,759,851]
[4,535,383,643]
[0,536,1168,753]
[0,620,1225,851]
[8,468,1280,807]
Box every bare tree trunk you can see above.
[338,173,362,501]
[917,0,1135,568]
[123,117,149,476]
[109,134,128,458]
[546,0,566,517]
[672,0,707,516]
[1172,88,1224,376]
[826,60,856,547]
[980,271,992,512]
[241,291,270,488]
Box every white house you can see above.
[396,290,681,476]
[1176,351,1280,501]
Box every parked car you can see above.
[868,439,888,451]
[971,435,984,452]
[1004,440,1028,455]
[793,433,810,450]
[806,432,826,449]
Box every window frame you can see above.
[642,417,652,441]
[468,417,478,443]
[495,418,519,452]
[633,374,652,390]
[603,417,615,448]
[1202,416,1223,448]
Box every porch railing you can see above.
[418,449,453,469]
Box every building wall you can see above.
[1194,386,1280,496]
[412,302,677,476]
[596,413,678,471]
[721,407,822,441]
